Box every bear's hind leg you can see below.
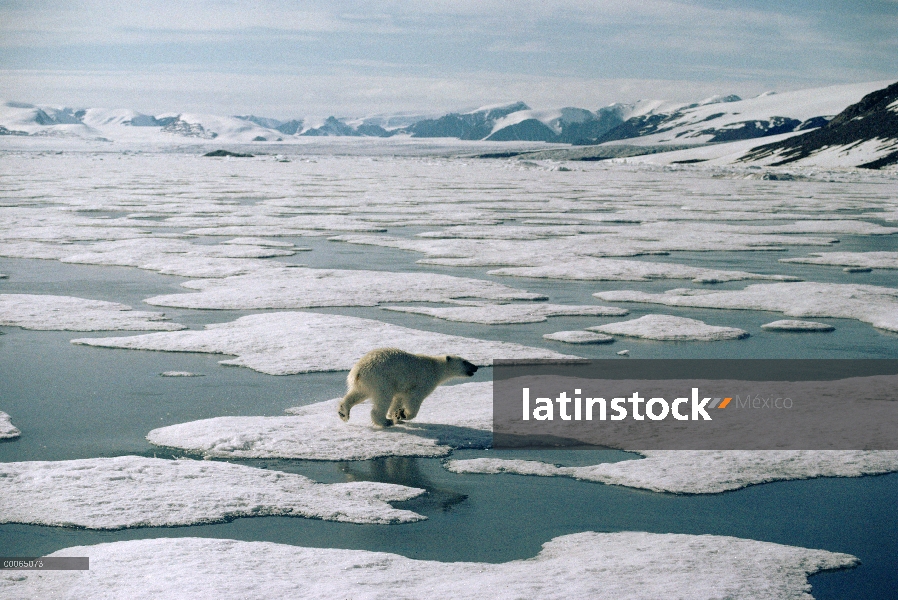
[338,389,368,422]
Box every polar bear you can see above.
[338,348,478,427]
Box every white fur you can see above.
[338,348,478,427]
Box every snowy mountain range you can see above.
[738,80,898,169]
[2,79,896,168]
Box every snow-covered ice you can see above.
[1,532,857,600]
[487,257,802,283]
[144,267,546,309]
[148,382,493,460]
[415,224,618,239]
[595,282,898,332]
[761,320,835,332]
[0,456,425,528]
[382,303,627,324]
[0,241,75,260]
[73,312,574,375]
[542,330,615,344]
[160,371,204,377]
[0,411,20,439]
[447,450,898,494]
[59,238,296,278]
[0,294,184,331]
[333,228,840,271]
[780,251,898,270]
[221,237,304,248]
[587,314,749,341]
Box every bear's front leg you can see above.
[386,394,409,423]
[370,395,395,427]
[371,404,393,427]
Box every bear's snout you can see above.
[463,360,478,376]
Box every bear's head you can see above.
[446,355,478,377]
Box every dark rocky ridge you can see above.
[406,102,530,140]
[203,150,253,157]
[740,80,898,169]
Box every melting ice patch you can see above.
[145,267,546,309]
[487,257,800,283]
[780,251,898,270]
[415,224,618,239]
[148,382,493,460]
[2,533,857,600]
[59,238,296,278]
[0,241,75,260]
[221,237,304,248]
[595,282,898,332]
[543,331,615,344]
[382,303,627,324]
[0,411,20,439]
[588,314,749,341]
[0,294,184,331]
[446,450,898,494]
[72,313,574,375]
[0,456,424,528]
[761,320,835,332]
[332,231,839,270]
[160,371,204,377]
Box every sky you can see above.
[0,0,896,119]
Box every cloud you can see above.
[0,67,784,117]
[487,41,550,54]
[0,1,894,115]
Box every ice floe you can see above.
[144,267,546,309]
[0,294,184,331]
[73,313,574,375]
[780,251,898,270]
[0,456,424,528]
[59,238,296,278]
[587,314,749,341]
[761,320,835,332]
[415,224,618,239]
[446,450,898,494]
[148,382,493,460]
[0,237,295,279]
[221,237,304,248]
[0,411,20,439]
[487,257,801,283]
[332,230,839,271]
[594,282,898,333]
[160,371,204,377]
[382,303,627,324]
[542,331,615,344]
[3,532,856,599]
[0,240,75,260]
